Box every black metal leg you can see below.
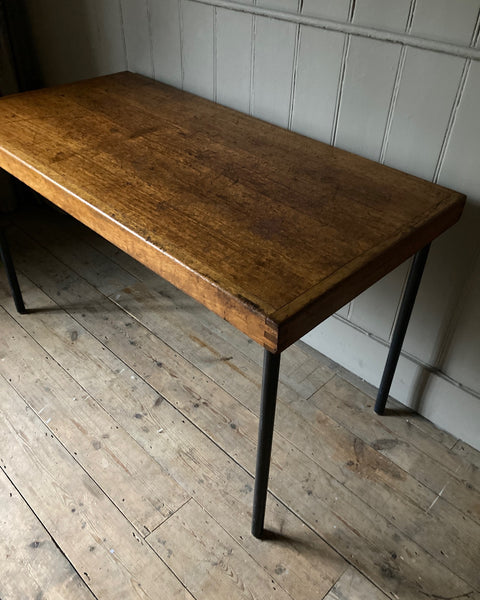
[0,228,26,314]
[375,244,431,414]
[251,349,281,538]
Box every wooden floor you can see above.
[1,205,479,600]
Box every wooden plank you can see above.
[148,499,295,599]
[0,72,465,353]
[74,216,340,388]
[313,376,480,524]
[8,222,479,600]
[324,566,389,600]
[1,240,347,600]
[15,206,335,405]
[0,297,190,536]
[0,375,194,600]
[0,468,95,600]
[12,214,480,572]
[303,312,480,452]
[100,272,480,587]
[325,358,460,449]
[452,440,480,472]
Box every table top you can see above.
[0,72,465,353]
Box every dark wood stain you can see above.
[0,72,465,352]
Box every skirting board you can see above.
[303,315,480,451]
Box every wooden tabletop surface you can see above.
[0,72,465,353]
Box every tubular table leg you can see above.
[251,349,281,538]
[375,244,431,415]
[0,228,26,314]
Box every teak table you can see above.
[0,72,465,538]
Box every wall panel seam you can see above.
[118,0,128,71]
[178,0,185,88]
[382,0,416,343]
[379,0,416,166]
[330,34,349,146]
[188,0,480,61]
[287,1,302,131]
[213,5,217,102]
[330,0,356,147]
[146,0,155,78]
[433,60,471,185]
[249,0,257,116]
[470,6,480,47]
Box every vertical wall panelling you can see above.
[149,0,182,87]
[120,0,153,77]
[337,0,412,337]
[251,0,298,127]
[287,1,302,130]
[216,5,253,113]
[334,37,402,162]
[352,0,412,32]
[291,1,350,141]
[380,51,466,364]
[405,5,480,372]
[383,50,465,179]
[83,0,127,77]
[329,0,355,146]
[435,61,480,390]
[438,61,480,204]
[300,0,351,21]
[411,0,480,45]
[335,0,412,160]
[181,0,215,99]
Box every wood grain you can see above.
[0,468,95,600]
[2,208,480,599]
[0,71,465,352]
[0,302,190,536]
[0,231,347,600]
[0,374,194,600]
[5,217,478,600]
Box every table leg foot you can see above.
[0,228,26,314]
[375,244,430,415]
[251,349,281,538]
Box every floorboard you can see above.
[1,205,479,600]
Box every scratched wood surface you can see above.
[0,206,479,599]
[0,71,465,352]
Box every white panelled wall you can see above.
[24,0,480,450]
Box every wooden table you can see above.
[0,72,465,538]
